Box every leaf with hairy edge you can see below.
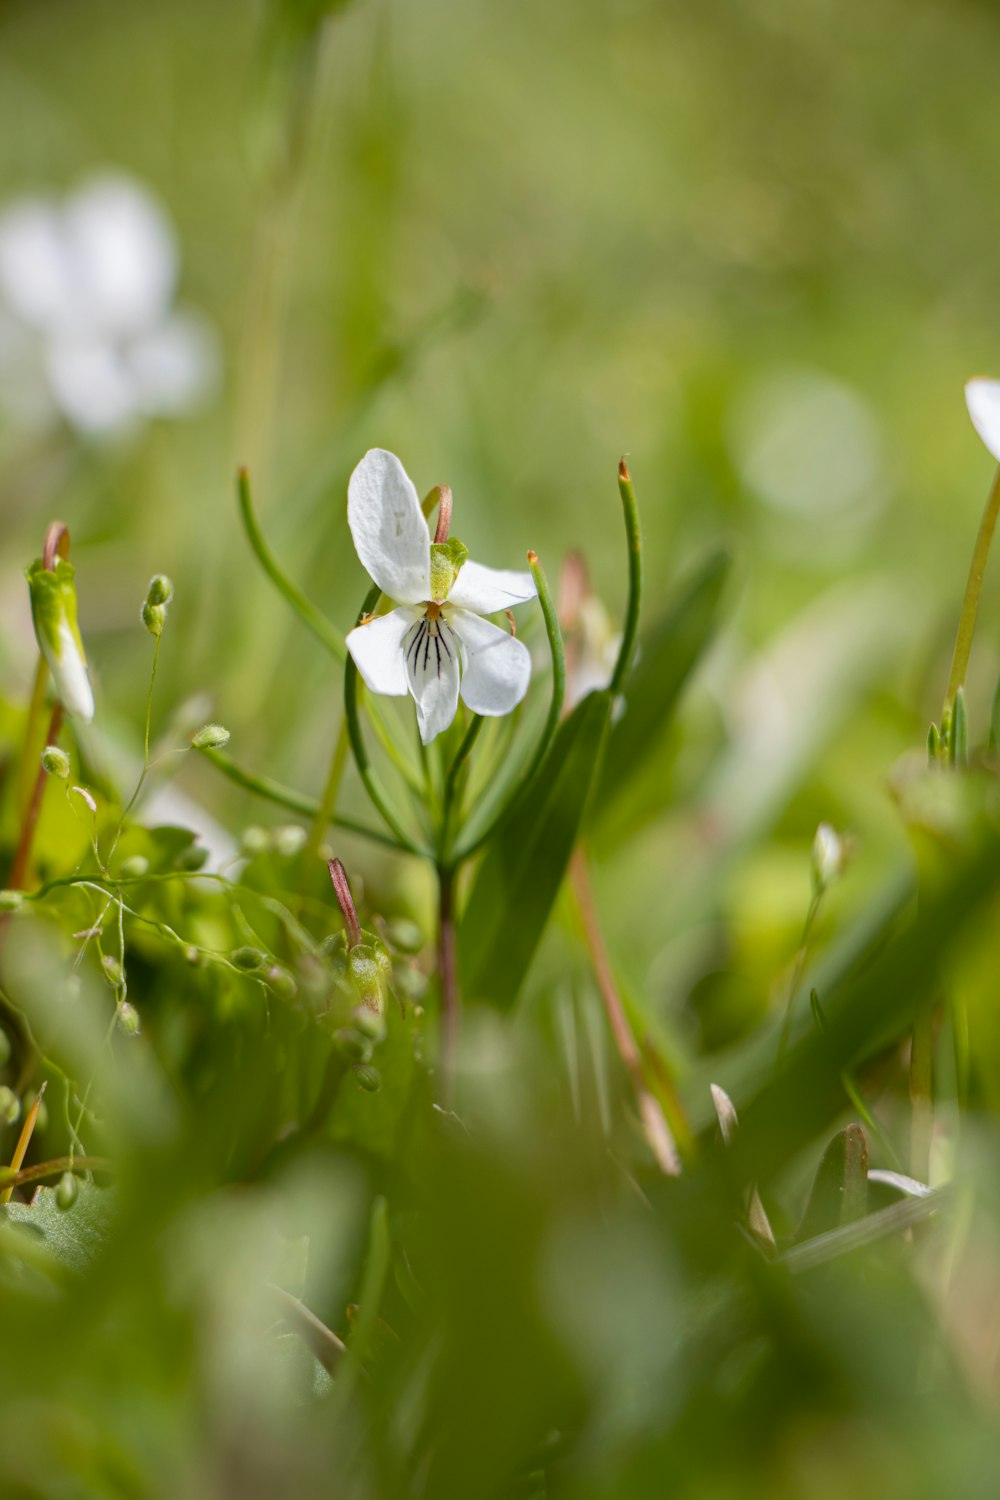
[460,689,613,1010]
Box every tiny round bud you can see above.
[385,918,424,955]
[191,723,231,750]
[101,955,124,988]
[116,1001,141,1037]
[811,823,844,893]
[241,825,272,857]
[41,744,70,779]
[266,965,298,1000]
[119,854,149,880]
[176,843,208,872]
[0,1086,20,1126]
[56,1171,79,1211]
[0,1029,10,1066]
[146,574,174,607]
[0,890,24,913]
[351,1004,386,1043]
[142,601,166,637]
[273,824,307,858]
[230,946,267,973]
[332,1028,372,1062]
[184,944,201,966]
[353,1063,382,1093]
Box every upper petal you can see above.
[403,612,461,743]
[447,559,536,614]
[966,378,1000,463]
[348,450,431,604]
[451,608,532,717]
[347,605,418,697]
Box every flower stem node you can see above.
[142,601,167,638]
[116,1002,141,1037]
[811,822,844,894]
[191,723,231,750]
[41,744,70,779]
[146,575,174,608]
[56,1172,79,1212]
[0,1087,20,1126]
[345,449,537,744]
[26,557,95,721]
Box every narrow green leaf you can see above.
[460,689,613,1009]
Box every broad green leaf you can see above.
[460,689,613,1009]
[591,549,730,845]
[4,1182,116,1275]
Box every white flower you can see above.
[0,171,218,438]
[345,449,536,745]
[810,822,843,893]
[966,377,1000,461]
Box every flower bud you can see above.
[0,890,24,913]
[353,1063,382,1093]
[191,723,231,750]
[26,558,94,721]
[347,940,392,1016]
[230,946,267,972]
[0,1086,20,1126]
[119,855,149,880]
[116,1001,141,1037]
[142,601,166,637]
[146,574,174,608]
[41,744,70,779]
[101,955,124,988]
[811,823,844,893]
[56,1171,79,1211]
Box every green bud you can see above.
[266,965,298,1001]
[952,687,968,767]
[927,721,941,766]
[146,574,174,607]
[119,854,149,880]
[241,825,272,857]
[385,918,424,955]
[56,1172,79,1211]
[41,744,70,778]
[332,1028,372,1062]
[0,891,24,913]
[101,955,124,987]
[0,1086,20,1126]
[116,1001,141,1037]
[353,1063,382,1093]
[176,843,208,871]
[191,723,231,750]
[347,943,390,1016]
[183,945,201,966]
[230,946,267,973]
[811,823,843,893]
[142,601,166,637]
[25,558,94,721]
[429,537,470,602]
[273,824,307,858]
[0,1029,11,1066]
[351,1004,386,1042]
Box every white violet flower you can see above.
[346,449,536,745]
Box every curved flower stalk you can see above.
[345,450,536,745]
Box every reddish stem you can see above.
[433,486,453,544]
[42,521,70,571]
[327,858,362,948]
[8,703,62,891]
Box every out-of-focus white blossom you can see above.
[0,171,218,439]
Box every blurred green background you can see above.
[2,2,1000,1496]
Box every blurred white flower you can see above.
[0,171,218,438]
[966,377,1000,461]
[558,551,622,711]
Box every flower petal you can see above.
[966,378,1000,463]
[346,606,418,697]
[451,608,532,717]
[403,613,461,743]
[347,450,431,604]
[447,559,536,614]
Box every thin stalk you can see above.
[195,745,404,851]
[946,464,1000,708]
[0,1155,111,1196]
[609,458,643,697]
[344,586,430,858]
[910,991,935,1183]
[0,1083,46,1204]
[776,891,822,1069]
[8,703,63,891]
[439,714,483,861]
[570,848,680,1175]
[303,717,350,869]
[18,659,49,817]
[437,864,459,1104]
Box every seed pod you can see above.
[266,965,298,1001]
[41,744,70,778]
[142,601,166,637]
[146,574,174,607]
[191,723,231,750]
[101,955,124,988]
[116,1001,141,1037]
[56,1172,79,1211]
[353,1063,382,1093]
[230,946,267,973]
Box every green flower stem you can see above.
[946,463,1000,708]
[237,468,347,664]
[195,744,404,851]
[344,586,431,858]
[910,990,935,1182]
[18,657,49,817]
[303,716,350,870]
[452,549,566,864]
[609,458,643,698]
[440,713,484,861]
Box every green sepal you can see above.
[430,538,469,602]
[25,558,87,669]
[952,686,968,767]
